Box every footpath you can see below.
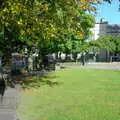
[0,85,21,120]
[0,70,47,120]
[62,62,120,70]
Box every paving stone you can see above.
[0,113,16,120]
[0,85,20,120]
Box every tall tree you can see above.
[0,0,112,66]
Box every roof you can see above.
[107,24,120,29]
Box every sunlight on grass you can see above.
[18,69,120,120]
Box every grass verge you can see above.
[18,68,120,120]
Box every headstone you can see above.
[11,53,26,74]
[28,55,33,71]
[45,54,56,71]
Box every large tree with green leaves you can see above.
[90,36,120,62]
[0,0,113,66]
[94,36,120,53]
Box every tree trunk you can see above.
[58,52,62,60]
[72,53,77,61]
[81,52,85,66]
[55,52,59,59]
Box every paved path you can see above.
[0,85,20,120]
[63,62,120,70]
[82,62,120,70]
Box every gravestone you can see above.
[28,55,33,71]
[47,55,56,71]
[11,53,26,75]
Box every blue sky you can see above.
[96,0,120,24]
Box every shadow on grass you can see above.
[21,74,63,89]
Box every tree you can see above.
[90,36,120,62]
[35,0,96,62]
[0,1,31,61]
[94,36,117,52]
[0,0,112,67]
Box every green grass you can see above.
[18,69,120,120]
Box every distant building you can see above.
[88,19,120,62]
[91,19,120,41]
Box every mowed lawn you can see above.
[18,69,120,120]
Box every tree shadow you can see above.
[5,70,63,89]
[20,73,63,89]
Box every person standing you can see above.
[0,67,6,102]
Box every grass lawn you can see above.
[18,68,120,120]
